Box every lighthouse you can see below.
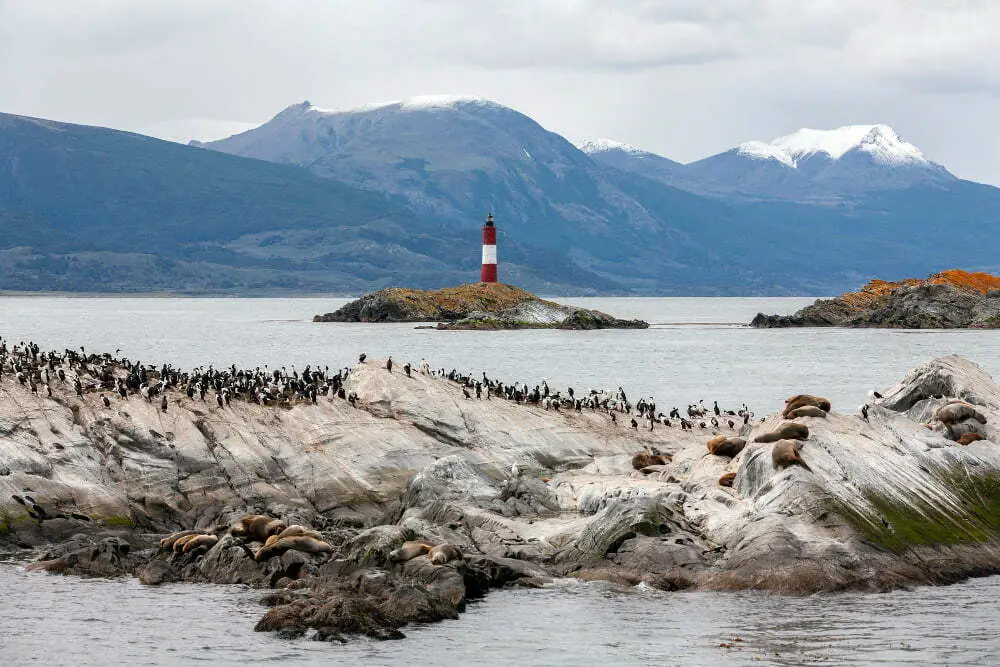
[480,213,497,283]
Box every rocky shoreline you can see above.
[751,269,1000,328]
[4,341,1000,641]
[313,283,649,330]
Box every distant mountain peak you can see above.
[737,124,930,169]
[273,95,499,119]
[577,138,647,155]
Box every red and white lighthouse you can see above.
[480,213,497,283]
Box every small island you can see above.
[750,270,1000,329]
[313,282,649,330]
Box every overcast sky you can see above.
[2,0,999,184]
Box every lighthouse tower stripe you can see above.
[482,244,497,264]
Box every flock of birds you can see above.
[0,337,755,436]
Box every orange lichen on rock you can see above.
[928,270,1000,294]
[838,270,1000,310]
[380,283,549,318]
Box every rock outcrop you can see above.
[6,348,1000,639]
[313,283,648,329]
[751,270,1000,328]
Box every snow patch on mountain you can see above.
[302,95,494,116]
[738,124,930,169]
[577,138,646,155]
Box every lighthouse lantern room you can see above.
[480,213,498,283]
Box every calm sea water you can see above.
[1,296,999,414]
[1,296,1000,665]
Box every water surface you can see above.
[1,296,999,665]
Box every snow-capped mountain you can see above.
[203,96,647,234]
[578,137,730,196]
[200,96,737,291]
[686,124,955,199]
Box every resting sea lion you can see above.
[782,395,831,418]
[935,401,987,426]
[255,535,333,562]
[718,472,737,487]
[957,432,985,445]
[388,541,433,563]
[428,543,464,565]
[172,533,203,553]
[160,530,200,550]
[754,422,809,443]
[771,439,811,471]
[707,436,747,458]
[181,533,218,554]
[631,452,671,470]
[787,405,827,419]
[231,515,287,543]
[263,525,324,547]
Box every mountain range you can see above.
[1,95,998,295]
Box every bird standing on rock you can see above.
[359,353,367,364]
[161,396,168,413]
[386,357,393,373]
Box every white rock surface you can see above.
[4,355,1000,593]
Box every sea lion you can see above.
[428,543,464,565]
[388,541,433,563]
[255,535,333,562]
[771,439,811,471]
[718,472,737,487]
[631,452,671,470]
[957,432,985,445]
[264,525,324,547]
[935,401,988,426]
[159,530,200,550]
[787,405,827,419]
[782,395,831,418]
[172,533,203,553]
[754,422,809,443]
[181,533,219,554]
[707,436,747,458]
[231,515,287,543]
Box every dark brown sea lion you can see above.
[754,422,809,443]
[782,395,831,419]
[707,436,747,458]
[181,533,219,554]
[159,530,200,550]
[631,452,671,470]
[935,401,988,425]
[428,543,464,565]
[718,472,737,487]
[255,535,333,562]
[957,432,985,445]
[231,515,287,543]
[787,405,827,419]
[771,439,811,471]
[388,541,433,563]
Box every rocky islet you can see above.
[751,270,1000,328]
[3,341,1000,640]
[313,283,649,330]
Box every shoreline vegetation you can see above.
[3,334,1000,641]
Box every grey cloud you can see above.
[0,0,998,185]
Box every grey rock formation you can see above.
[752,283,1000,329]
[6,353,1000,639]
